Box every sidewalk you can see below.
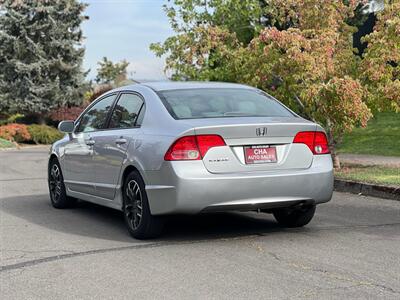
[339,153,400,167]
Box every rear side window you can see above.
[109,93,144,129]
[77,94,116,132]
[158,88,293,119]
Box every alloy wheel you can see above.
[49,164,62,203]
[125,180,143,230]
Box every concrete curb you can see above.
[0,144,51,151]
[334,179,400,201]
[0,146,17,151]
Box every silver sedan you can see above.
[48,82,333,239]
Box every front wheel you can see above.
[273,204,316,228]
[48,159,76,209]
[122,171,164,239]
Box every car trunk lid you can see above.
[182,117,317,174]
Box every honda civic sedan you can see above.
[48,82,333,239]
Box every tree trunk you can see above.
[330,147,341,170]
[326,129,341,169]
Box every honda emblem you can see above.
[256,127,268,136]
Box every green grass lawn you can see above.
[338,112,400,157]
[0,138,15,149]
[335,164,400,186]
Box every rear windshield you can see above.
[158,88,294,119]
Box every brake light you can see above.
[164,135,226,161]
[293,131,330,155]
[164,136,199,160]
[196,135,226,157]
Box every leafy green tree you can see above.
[95,57,129,86]
[151,25,240,81]
[360,0,400,112]
[247,1,373,168]
[0,0,88,123]
[162,0,266,44]
[154,0,374,53]
[152,0,400,168]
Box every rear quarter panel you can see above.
[118,86,195,179]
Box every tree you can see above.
[247,1,373,168]
[360,0,400,112]
[161,0,266,45]
[95,57,129,86]
[0,0,88,123]
[152,0,399,168]
[151,25,240,81]
[154,1,375,57]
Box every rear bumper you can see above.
[145,155,333,215]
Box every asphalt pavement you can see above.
[1,147,399,299]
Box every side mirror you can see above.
[58,120,75,133]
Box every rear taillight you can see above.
[195,135,226,157]
[164,136,200,161]
[313,132,330,154]
[293,131,330,155]
[164,135,226,161]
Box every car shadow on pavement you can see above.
[1,194,288,243]
[163,213,282,242]
[1,194,129,242]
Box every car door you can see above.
[63,94,118,195]
[92,92,145,200]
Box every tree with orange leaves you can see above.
[361,0,400,112]
[152,0,399,168]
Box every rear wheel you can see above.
[48,159,76,208]
[273,204,316,228]
[122,171,164,239]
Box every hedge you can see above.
[27,124,64,144]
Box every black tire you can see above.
[273,204,316,228]
[48,158,76,209]
[122,171,164,239]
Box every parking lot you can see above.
[1,147,399,299]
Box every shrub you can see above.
[0,123,31,142]
[49,106,85,122]
[0,113,24,126]
[27,124,64,144]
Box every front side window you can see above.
[77,94,116,133]
[158,88,294,119]
[109,93,144,129]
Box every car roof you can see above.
[117,81,256,92]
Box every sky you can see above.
[81,0,174,81]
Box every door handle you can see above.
[85,139,95,146]
[115,138,127,145]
